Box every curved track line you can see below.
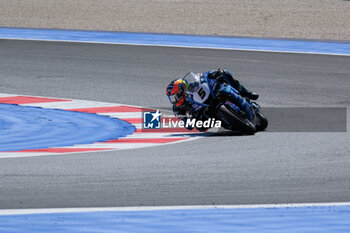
[1,202,350,215]
[0,93,204,158]
[1,28,350,56]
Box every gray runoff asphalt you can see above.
[0,39,349,209]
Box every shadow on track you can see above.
[170,129,249,138]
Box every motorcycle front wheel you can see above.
[255,112,268,131]
[217,104,256,135]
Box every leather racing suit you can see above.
[172,69,257,131]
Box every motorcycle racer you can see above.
[166,69,259,131]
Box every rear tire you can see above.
[217,105,256,135]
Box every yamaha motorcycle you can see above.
[183,72,268,134]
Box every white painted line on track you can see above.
[125,133,197,138]
[1,202,350,215]
[2,38,350,57]
[0,94,18,98]
[99,112,142,118]
[22,100,121,109]
[66,143,162,149]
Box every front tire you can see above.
[256,112,268,131]
[217,105,256,135]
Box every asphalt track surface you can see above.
[0,39,349,209]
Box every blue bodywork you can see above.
[185,73,255,122]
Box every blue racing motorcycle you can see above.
[183,72,268,134]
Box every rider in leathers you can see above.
[166,69,259,131]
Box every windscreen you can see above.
[183,72,199,92]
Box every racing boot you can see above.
[242,92,259,100]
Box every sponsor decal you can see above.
[143,110,221,129]
[164,117,221,129]
[143,110,162,129]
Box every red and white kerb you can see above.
[0,94,203,158]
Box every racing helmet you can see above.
[166,79,188,106]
